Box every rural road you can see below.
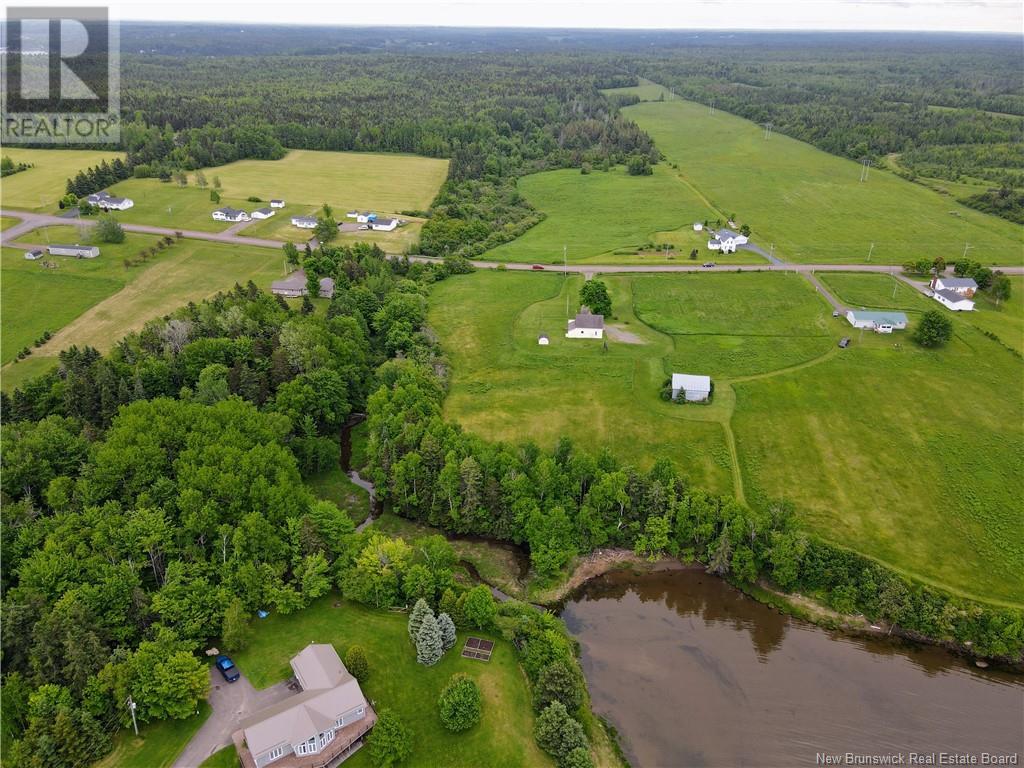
[3,208,1022,276]
[171,668,293,768]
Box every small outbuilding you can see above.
[48,244,99,258]
[845,309,908,333]
[24,249,44,260]
[538,334,550,346]
[566,307,604,339]
[692,222,703,232]
[933,289,975,312]
[270,199,286,208]
[671,373,712,402]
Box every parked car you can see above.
[702,262,716,268]
[838,337,851,348]
[531,264,545,270]
[215,655,240,682]
[832,310,840,318]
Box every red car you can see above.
[531,264,545,270]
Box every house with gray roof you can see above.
[271,270,335,299]
[252,207,276,220]
[213,207,250,222]
[86,190,134,210]
[48,244,100,258]
[369,217,398,232]
[932,276,978,297]
[291,215,318,229]
[566,306,604,339]
[933,288,975,312]
[845,309,908,333]
[232,644,376,768]
[707,228,748,254]
[24,249,44,260]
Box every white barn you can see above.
[932,276,978,297]
[291,216,318,229]
[566,307,604,339]
[933,289,975,312]
[671,373,712,402]
[213,207,250,222]
[846,310,908,334]
[707,228,748,254]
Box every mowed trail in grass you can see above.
[233,596,552,768]
[619,97,1024,265]
[485,165,748,264]
[2,148,125,211]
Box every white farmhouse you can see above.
[933,289,975,312]
[932,276,978,297]
[270,199,286,208]
[566,307,604,339]
[370,217,398,232]
[87,190,134,210]
[291,215,318,229]
[845,310,908,334]
[707,228,748,254]
[212,207,250,222]
[251,207,276,220]
[671,373,712,402]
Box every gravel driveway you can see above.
[171,667,294,768]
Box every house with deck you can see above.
[370,217,398,232]
[566,307,604,339]
[845,309,908,333]
[232,644,376,768]
[707,228,748,254]
[213,207,250,222]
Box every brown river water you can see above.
[560,568,1023,768]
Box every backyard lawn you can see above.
[93,703,211,768]
[232,596,552,768]
[620,98,1024,265]
[818,272,933,311]
[1,148,125,211]
[102,179,247,232]
[306,465,372,525]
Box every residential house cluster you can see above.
[930,276,977,312]
[213,199,285,223]
[87,190,134,210]
[706,228,748,254]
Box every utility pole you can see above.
[962,242,972,260]
[709,99,715,115]
[563,245,569,319]
[127,697,138,736]
[763,122,772,140]
[859,158,870,182]
[867,242,875,262]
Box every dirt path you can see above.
[605,325,646,344]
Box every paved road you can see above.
[4,208,1022,276]
[172,667,293,768]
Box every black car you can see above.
[838,337,851,348]
[215,654,240,682]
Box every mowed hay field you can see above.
[1,148,125,211]
[103,180,251,232]
[1,227,286,389]
[432,270,1023,605]
[485,165,761,264]
[619,97,1024,265]
[429,271,735,492]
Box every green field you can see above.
[431,270,1023,605]
[2,227,288,388]
[190,149,448,214]
[819,272,933,311]
[0,216,17,231]
[484,165,761,264]
[1,148,125,211]
[232,596,552,768]
[243,206,425,252]
[94,703,211,768]
[618,97,1024,265]
[103,179,249,232]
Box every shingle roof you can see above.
[672,373,711,392]
[935,289,972,303]
[848,310,908,324]
[938,277,978,290]
[254,207,273,215]
[571,308,604,329]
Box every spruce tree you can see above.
[407,598,433,642]
[437,612,456,651]
[416,613,443,666]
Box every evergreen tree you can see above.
[439,588,462,626]
[437,612,456,651]
[408,598,433,641]
[534,701,589,763]
[534,661,583,713]
[344,645,370,682]
[415,613,443,666]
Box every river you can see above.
[560,568,1023,768]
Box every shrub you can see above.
[344,645,369,682]
[94,215,125,243]
[461,585,496,630]
[437,673,482,732]
[534,701,589,763]
[912,310,953,348]
[533,661,583,713]
[367,709,412,768]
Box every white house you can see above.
[933,289,975,312]
[671,373,712,402]
[370,217,398,232]
[355,212,376,224]
[251,207,276,220]
[270,199,286,209]
[291,215,318,229]
[566,307,604,339]
[707,228,748,254]
[48,244,100,258]
[538,334,550,346]
[212,207,250,222]
[87,190,134,210]
[932,276,978,297]
[24,249,44,260]
[692,222,703,232]
[232,644,375,768]
[846,309,908,334]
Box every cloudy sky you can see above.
[11,0,1024,33]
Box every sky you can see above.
[7,0,1023,34]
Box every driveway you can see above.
[172,667,294,768]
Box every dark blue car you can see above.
[215,655,240,682]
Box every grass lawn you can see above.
[102,179,247,233]
[1,216,17,231]
[428,270,735,492]
[1,148,125,211]
[243,207,424,253]
[198,747,238,768]
[189,149,448,215]
[232,596,552,768]
[602,81,675,101]
[818,272,933,312]
[962,275,1024,355]
[619,98,1024,265]
[93,703,211,768]
[2,229,289,388]
[306,465,372,525]
[485,165,758,264]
